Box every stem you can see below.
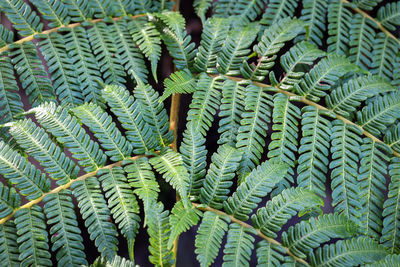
[193,203,310,266]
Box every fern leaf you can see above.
[217,79,246,146]
[150,147,190,199]
[168,200,202,248]
[330,120,363,222]
[9,42,56,105]
[73,103,132,161]
[151,0,174,12]
[354,0,383,11]
[0,141,50,200]
[111,0,134,16]
[200,144,243,209]
[252,187,323,238]
[309,236,388,267]
[15,206,52,266]
[236,84,272,176]
[296,0,327,47]
[147,202,174,267]
[72,177,118,260]
[222,223,256,267]
[133,80,174,147]
[384,124,400,154]
[212,0,236,18]
[367,254,400,267]
[102,85,157,153]
[241,18,306,82]
[297,106,332,197]
[31,102,107,172]
[36,32,84,106]
[9,119,79,185]
[327,0,352,55]
[134,0,152,14]
[193,0,212,23]
[217,23,259,76]
[63,0,93,22]
[98,167,140,253]
[0,184,20,219]
[326,75,396,119]
[90,255,135,267]
[89,0,113,18]
[0,0,43,36]
[0,25,13,48]
[380,157,400,253]
[224,160,288,221]
[214,0,264,27]
[194,17,230,73]
[260,0,299,27]
[256,241,286,266]
[358,91,400,136]
[268,94,301,195]
[43,190,87,266]
[359,139,390,238]
[195,211,229,267]
[0,221,19,266]
[161,69,196,102]
[282,213,359,259]
[371,32,399,82]
[31,0,70,28]
[295,54,359,102]
[187,73,223,136]
[180,122,207,198]
[61,26,104,106]
[129,18,161,81]
[378,1,400,31]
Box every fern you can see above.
[327,0,352,55]
[378,1,400,31]
[371,32,399,83]
[161,69,196,102]
[31,0,70,28]
[0,221,19,266]
[260,0,299,27]
[296,0,327,47]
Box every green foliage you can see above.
[161,69,196,102]
[223,223,256,267]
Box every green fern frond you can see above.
[62,0,93,22]
[0,184,19,219]
[380,157,400,253]
[378,1,400,31]
[252,187,323,239]
[367,254,400,267]
[200,144,243,209]
[256,240,286,266]
[282,213,359,259]
[193,0,212,23]
[161,69,196,102]
[134,0,152,14]
[296,0,327,47]
[73,103,133,161]
[371,32,399,82]
[151,0,174,12]
[90,255,135,267]
[0,0,43,36]
[9,42,56,105]
[71,177,118,260]
[43,190,87,266]
[195,211,229,267]
[102,84,157,153]
[260,0,299,27]
[308,236,388,267]
[384,124,400,154]
[354,0,383,11]
[330,120,363,223]
[0,221,19,266]
[222,223,256,267]
[0,141,50,200]
[31,102,107,172]
[0,25,13,48]
[222,0,265,27]
[327,0,352,55]
[223,160,288,221]
[9,118,79,185]
[89,0,113,18]
[241,18,306,82]
[31,0,70,28]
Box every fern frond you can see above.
[380,157,400,253]
[378,1,400,31]
[367,254,400,267]
[111,0,134,16]
[297,106,332,197]
[90,255,135,267]
[9,118,79,185]
[134,0,152,14]
[89,0,113,18]
[31,102,107,172]
[296,0,327,47]
[9,42,55,105]
[308,236,388,267]
[43,190,87,266]
[102,85,157,153]
[282,213,359,259]
[73,103,132,161]
[0,141,50,200]
[15,206,52,266]
[71,177,118,260]
[31,0,70,28]
[200,144,243,209]
[168,200,202,248]
[295,54,359,102]
[147,202,174,267]
[193,0,212,23]
[62,0,93,22]
[36,32,84,106]
[327,0,352,55]
[217,23,259,76]
[0,25,13,48]
[0,184,19,219]
[194,17,230,73]
[0,0,43,36]
[224,0,265,27]
[354,0,383,11]
[222,223,256,267]
[236,84,272,176]
[251,187,323,238]
[195,211,229,267]
[223,160,288,221]
[256,240,286,266]
[384,124,400,154]
[359,139,390,238]
[161,69,196,102]
[241,18,306,82]
[330,120,363,222]
[151,0,174,12]
[371,32,399,82]
[260,0,299,27]
[0,221,19,266]
[326,75,395,119]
